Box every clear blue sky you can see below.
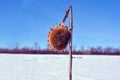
[0,0,120,49]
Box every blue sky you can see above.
[0,0,120,49]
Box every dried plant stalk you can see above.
[62,6,73,80]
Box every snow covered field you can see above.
[0,54,120,80]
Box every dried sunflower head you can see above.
[48,24,70,50]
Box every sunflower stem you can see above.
[69,6,73,80]
[62,5,73,80]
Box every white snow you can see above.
[0,54,120,80]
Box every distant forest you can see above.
[0,45,120,55]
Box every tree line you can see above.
[0,46,120,55]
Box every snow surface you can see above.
[0,54,120,80]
